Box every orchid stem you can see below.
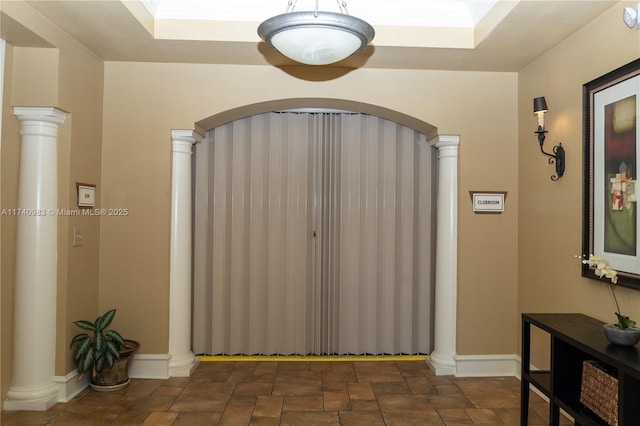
[609,283,621,315]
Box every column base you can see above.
[3,382,59,411]
[168,352,200,377]
[426,351,457,376]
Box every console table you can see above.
[521,313,640,426]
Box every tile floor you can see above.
[1,360,572,425]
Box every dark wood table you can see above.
[521,313,640,425]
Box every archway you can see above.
[167,99,458,375]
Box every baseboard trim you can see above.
[453,354,520,377]
[53,370,89,403]
[128,353,171,379]
[51,354,172,405]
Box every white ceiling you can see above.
[139,0,498,28]
[3,1,620,71]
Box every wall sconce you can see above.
[533,96,565,181]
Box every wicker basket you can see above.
[580,360,618,426]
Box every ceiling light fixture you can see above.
[623,3,640,28]
[258,0,375,66]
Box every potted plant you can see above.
[70,308,140,391]
[581,254,640,346]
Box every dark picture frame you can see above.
[583,58,640,289]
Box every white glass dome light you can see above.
[258,3,375,66]
[623,3,640,29]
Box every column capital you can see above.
[171,129,203,144]
[13,107,67,125]
[428,134,459,150]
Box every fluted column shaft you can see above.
[4,107,66,411]
[427,135,459,375]
[168,129,201,376]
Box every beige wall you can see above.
[518,2,640,367]
[101,62,519,356]
[0,1,104,403]
[6,0,635,408]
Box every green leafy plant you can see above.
[581,254,636,329]
[70,309,126,378]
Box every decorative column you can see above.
[168,129,202,376]
[427,134,459,376]
[4,107,66,411]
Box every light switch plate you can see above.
[72,227,83,247]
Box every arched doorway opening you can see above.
[167,99,459,375]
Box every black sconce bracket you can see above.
[535,127,565,181]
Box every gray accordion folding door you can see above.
[193,112,435,356]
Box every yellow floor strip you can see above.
[200,355,426,362]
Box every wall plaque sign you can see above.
[470,191,507,214]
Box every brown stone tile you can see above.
[272,373,323,396]
[250,416,282,425]
[173,411,223,425]
[1,408,63,425]
[350,399,380,411]
[354,363,405,383]
[428,393,474,409]
[280,411,340,425]
[322,368,357,383]
[437,408,474,424]
[233,382,273,397]
[371,381,412,396]
[142,411,179,425]
[423,369,455,385]
[347,382,376,400]
[169,392,230,412]
[162,376,190,387]
[112,406,154,425]
[181,381,235,397]
[190,366,233,383]
[378,394,443,425]
[254,361,278,375]
[405,376,437,394]
[197,361,235,372]
[465,391,520,409]
[48,412,115,425]
[123,379,165,397]
[227,363,256,383]
[323,390,351,411]
[395,360,430,377]
[154,385,184,398]
[132,395,177,411]
[62,393,133,420]
[377,393,431,410]
[310,361,334,371]
[435,384,462,394]
[330,362,357,373]
[465,408,505,424]
[277,361,312,372]
[253,395,283,417]
[323,381,348,392]
[251,372,277,383]
[219,395,256,425]
[339,410,386,425]
[493,407,522,426]
[282,395,324,412]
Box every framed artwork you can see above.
[583,58,640,289]
[76,183,96,208]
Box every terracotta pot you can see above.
[90,340,140,391]
[603,324,640,346]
